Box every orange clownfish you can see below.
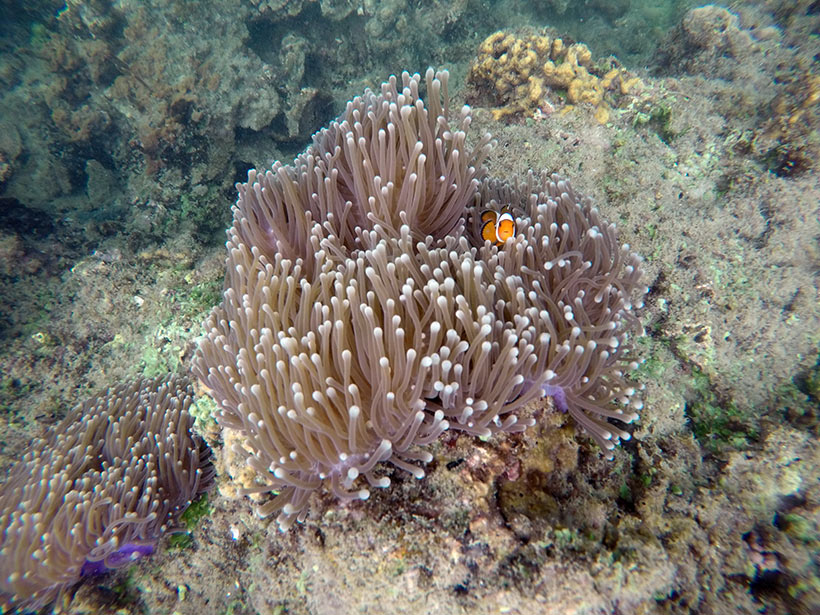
[480,207,516,246]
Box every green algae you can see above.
[168,493,213,551]
[685,367,759,452]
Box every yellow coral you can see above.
[479,31,504,55]
[519,49,537,70]
[533,35,551,55]
[566,43,592,68]
[620,76,643,95]
[574,43,592,66]
[510,39,522,57]
[594,105,611,124]
[543,59,577,88]
[527,77,545,105]
[468,29,640,125]
[568,77,603,106]
[491,107,515,121]
[601,69,620,89]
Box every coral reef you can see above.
[0,0,283,244]
[251,0,358,21]
[653,4,819,176]
[194,69,645,530]
[467,30,642,124]
[0,1,818,613]
[0,374,214,611]
[0,0,687,252]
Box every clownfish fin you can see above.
[480,210,496,224]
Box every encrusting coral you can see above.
[0,374,214,611]
[194,69,646,530]
[468,30,642,124]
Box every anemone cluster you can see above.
[194,69,646,530]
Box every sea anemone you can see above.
[0,374,214,611]
[194,69,645,530]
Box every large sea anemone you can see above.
[194,69,645,530]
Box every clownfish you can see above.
[480,207,516,246]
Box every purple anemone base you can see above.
[542,384,569,413]
[81,543,156,576]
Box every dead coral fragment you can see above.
[0,374,214,611]
[468,29,641,123]
[195,70,645,531]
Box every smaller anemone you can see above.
[0,374,214,611]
